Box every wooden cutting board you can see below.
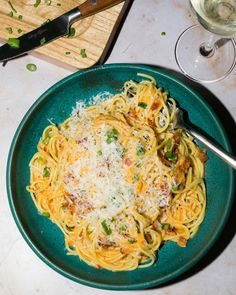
[0,0,126,69]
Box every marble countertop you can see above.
[0,0,236,294]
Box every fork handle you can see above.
[184,123,236,170]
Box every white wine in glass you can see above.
[175,0,236,83]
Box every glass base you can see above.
[175,25,236,83]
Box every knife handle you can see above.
[79,0,124,18]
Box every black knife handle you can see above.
[79,0,124,18]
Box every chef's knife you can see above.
[0,0,124,63]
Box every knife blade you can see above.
[0,0,124,63]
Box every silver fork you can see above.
[173,108,236,170]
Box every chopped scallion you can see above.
[5,27,13,34]
[136,143,146,156]
[97,150,102,156]
[133,173,139,181]
[8,1,17,13]
[34,0,41,7]
[165,138,172,149]
[7,37,20,48]
[7,11,14,17]
[67,27,76,38]
[40,37,46,45]
[26,63,37,72]
[106,128,118,144]
[120,225,128,232]
[164,151,178,163]
[128,237,137,244]
[80,48,87,58]
[41,211,50,217]
[43,167,50,177]
[101,220,112,235]
[161,223,170,230]
[138,102,147,109]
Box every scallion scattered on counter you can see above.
[26,63,37,72]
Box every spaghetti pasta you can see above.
[27,75,207,271]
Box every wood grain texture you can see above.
[0,0,124,68]
[79,0,124,18]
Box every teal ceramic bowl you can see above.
[7,64,235,290]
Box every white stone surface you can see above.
[0,0,236,294]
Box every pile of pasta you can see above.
[27,75,207,271]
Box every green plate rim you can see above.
[6,63,235,290]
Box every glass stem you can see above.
[200,34,219,57]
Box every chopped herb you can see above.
[161,31,166,36]
[133,173,139,182]
[41,211,50,217]
[128,237,137,244]
[101,220,112,235]
[136,143,146,156]
[97,150,102,156]
[106,128,118,144]
[136,160,142,168]
[26,63,37,72]
[44,0,51,5]
[161,223,170,230]
[56,2,61,6]
[138,102,147,109]
[7,11,14,17]
[43,167,51,177]
[40,37,46,45]
[34,0,41,7]
[80,48,87,58]
[172,185,179,194]
[5,27,13,34]
[164,151,178,163]
[8,1,17,13]
[165,138,172,149]
[116,146,124,158]
[120,225,128,232]
[42,19,51,26]
[17,28,23,34]
[7,37,20,48]
[18,14,23,20]
[67,27,76,38]
[65,51,71,55]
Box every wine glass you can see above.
[175,0,236,83]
